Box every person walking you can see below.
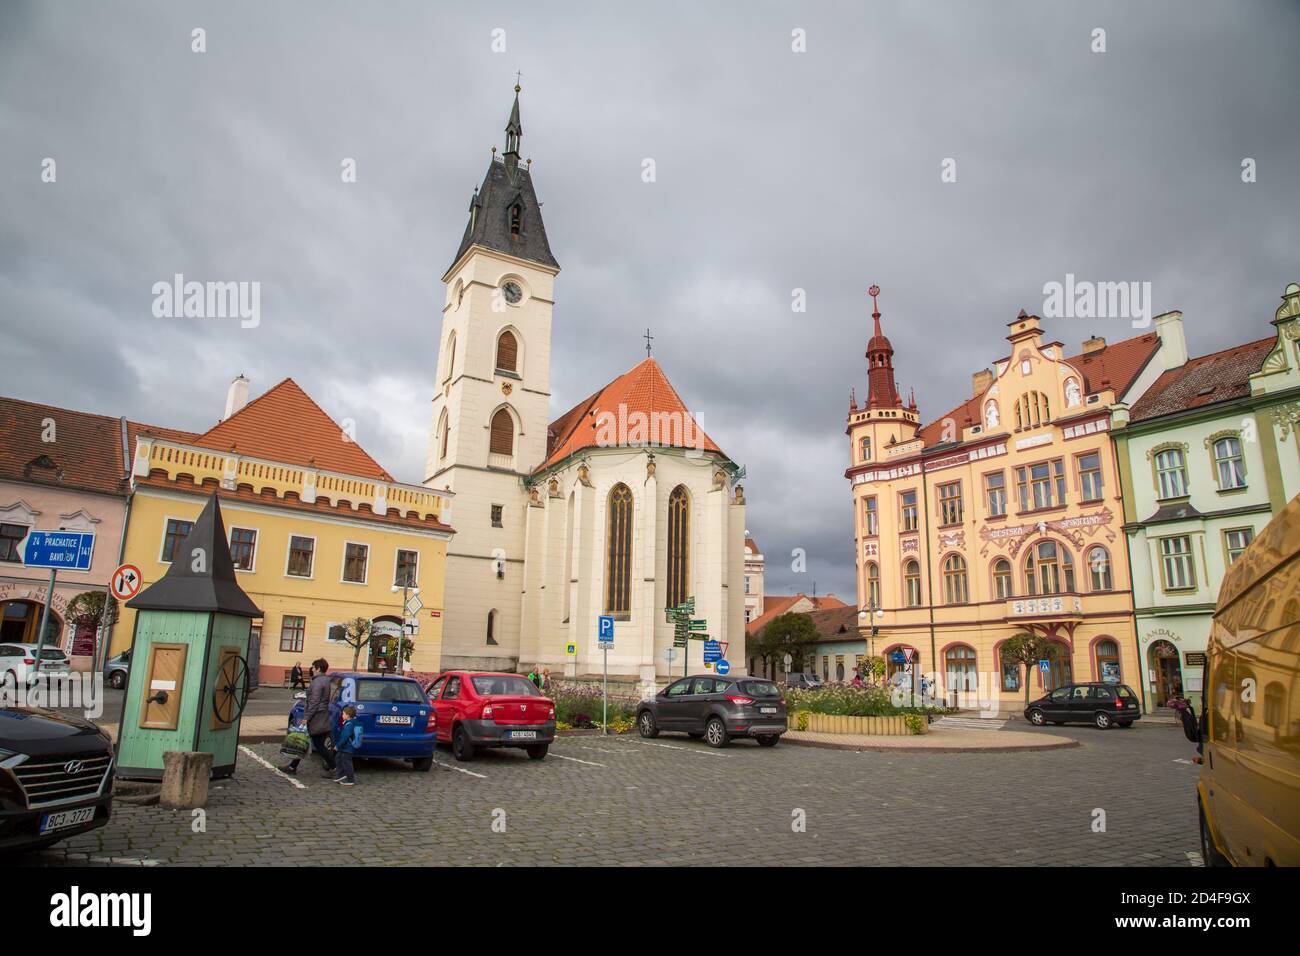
[304,658,337,777]
[333,704,362,786]
[290,660,305,690]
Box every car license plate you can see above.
[509,730,537,740]
[377,715,412,725]
[40,807,96,834]
[760,706,777,714]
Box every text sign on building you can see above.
[23,530,95,571]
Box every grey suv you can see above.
[637,675,787,748]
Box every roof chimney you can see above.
[971,368,994,398]
[1154,311,1188,370]
[223,375,250,420]
[1082,334,1107,354]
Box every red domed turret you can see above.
[865,285,903,409]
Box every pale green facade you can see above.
[1111,283,1300,711]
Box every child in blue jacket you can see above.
[334,705,362,786]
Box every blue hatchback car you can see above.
[289,672,437,772]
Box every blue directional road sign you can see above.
[714,659,731,676]
[23,530,95,571]
[702,640,722,664]
[598,614,615,646]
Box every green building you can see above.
[1110,283,1300,711]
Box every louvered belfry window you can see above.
[605,483,634,618]
[666,485,690,609]
[496,331,518,373]
[489,408,514,457]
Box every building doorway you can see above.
[0,600,61,646]
[368,618,404,672]
[1149,639,1183,706]
[1043,643,1073,692]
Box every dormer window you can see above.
[509,202,523,236]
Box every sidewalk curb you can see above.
[782,735,1080,754]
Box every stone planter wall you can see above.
[800,712,926,736]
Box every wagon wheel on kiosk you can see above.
[212,654,250,725]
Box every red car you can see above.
[425,672,556,761]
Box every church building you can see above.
[425,87,747,691]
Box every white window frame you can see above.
[1159,535,1196,591]
[228,525,259,574]
[340,540,370,585]
[284,533,317,580]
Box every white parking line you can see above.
[240,745,308,789]
[549,753,605,767]
[626,739,729,757]
[432,758,487,779]
[61,852,164,867]
[567,746,630,755]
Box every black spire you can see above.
[444,82,559,276]
[126,490,262,618]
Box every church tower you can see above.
[426,83,560,671]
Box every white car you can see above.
[0,642,73,695]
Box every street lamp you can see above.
[857,602,884,657]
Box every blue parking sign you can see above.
[598,614,615,645]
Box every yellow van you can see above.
[1198,494,1300,866]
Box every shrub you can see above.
[904,713,926,735]
[784,684,950,718]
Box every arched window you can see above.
[1095,638,1119,683]
[866,562,880,608]
[1088,546,1112,591]
[904,560,922,607]
[945,645,977,693]
[1015,391,1051,430]
[1213,436,1246,489]
[489,408,514,457]
[999,644,1021,692]
[495,330,519,374]
[860,436,871,461]
[486,609,498,646]
[443,331,457,383]
[605,484,633,618]
[1026,540,1074,595]
[993,558,1014,598]
[942,554,968,604]
[509,202,523,236]
[666,485,690,609]
[438,412,450,460]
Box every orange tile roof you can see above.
[745,593,849,636]
[918,330,1161,447]
[188,378,392,480]
[541,358,725,471]
[1129,337,1273,422]
[0,396,130,498]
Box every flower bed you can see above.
[784,683,949,717]
[547,680,638,731]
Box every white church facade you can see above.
[424,87,747,691]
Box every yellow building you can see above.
[112,377,454,683]
[847,290,1183,710]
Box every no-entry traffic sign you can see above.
[111,563,143,600]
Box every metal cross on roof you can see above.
[869,284,881,317]
[644,328,654,357]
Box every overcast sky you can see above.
[3,1,1298,601]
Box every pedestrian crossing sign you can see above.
[565,642,577,657]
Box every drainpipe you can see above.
[920,452,937,706]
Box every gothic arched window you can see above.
[666,485,690,609]
[489,408,514,457]
[438,412,450,460]
[509,202,523,236]
[605,483,634,618]
[495,331,518,374]
[443,331,456,383]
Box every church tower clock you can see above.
[426,84,560,670]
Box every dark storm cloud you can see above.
[2,1,1298,601]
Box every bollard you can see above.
[160,751,213,809]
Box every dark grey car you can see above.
[103,650,130,690]
[637,675,787,747]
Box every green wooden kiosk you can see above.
[116,491,262,780]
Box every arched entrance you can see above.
[1149,639,1183,706]
[1042,640,1073,692]
[0,600,61,646]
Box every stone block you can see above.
[160,750,213,809]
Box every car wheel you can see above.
[411,756,433,772]
[1026,708,1045,726]
[451,725,476,761]
[1199,800,1230,867]
[704,716,729,748]
[526,744,548,760]
[757,734,779,747]
[637,710,659,738]
[1094,710,1113,729]
[108,671,126,689]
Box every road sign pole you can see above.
[32,567,57,685]
[602,644,608,736]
